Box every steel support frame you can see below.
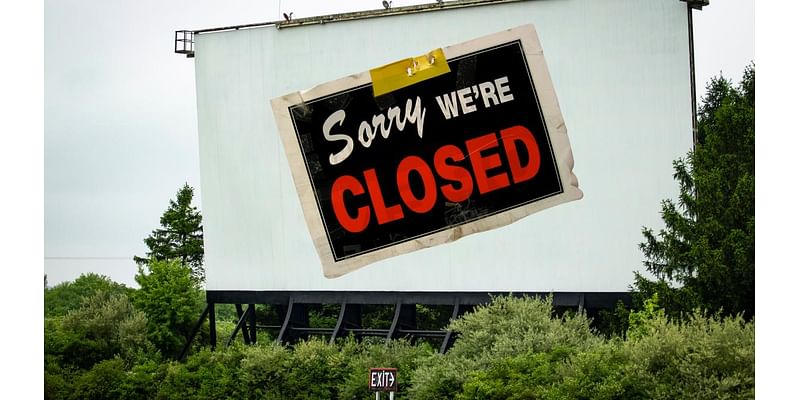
[177,291,631,359]
[276,297,310,344]
[330,303,362,345]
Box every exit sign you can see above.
[369,368,397,392]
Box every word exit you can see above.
[369,368,398,392]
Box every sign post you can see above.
[369,367,398,399]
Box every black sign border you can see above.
[288,40,563,262]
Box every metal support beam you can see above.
[226,304,252,347]
[277,297,309,344]
[330,303,362,344]
[440,300,470,353]
[687,2,699,147]
[209,302,216,350]
[178,304,210,361]
[386,302,416,343]
[248,303,257,344]
[236,304,252,343]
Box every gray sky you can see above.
[44,0,755,287]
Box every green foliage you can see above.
[134,183,205,281]
[134,259,204,358]
[45,354,76,400]
[70,359,127,400]
[457,350,569,400]
[622,311,755,399]
[48,291,155,370]
[593,300,631,338]
[627,293,665,340]
[45,273,130,317]
[416,304,452,331]
[447,295,599,359]
[361,304,395,328]
[214,304,239,322]
[337,339,435,399]
[638,65,755,319]
[409,295,599,399]
[44,295,753,400]
[116,360,168,400]
[157,347,246,400]
[276,339,347,399]
[547,341,641,400]
[236,342,294,399]
[308,303,341,328]
[409,295,754,400]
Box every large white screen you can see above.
[194,0,692,292]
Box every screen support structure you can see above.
[178,291,631,360]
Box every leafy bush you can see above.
[117,360,167,400]
[44,294,753,400]
[282,339,348,399]
[457,350,568,400]
[134,259,204,358]
[546,341,646,399]
[409,294,754,400]
[45,273,130,317]
[45,354,76,400]
[51,291,155,369]
[237,342,293,399]
[448,295,600,360]
[70,358,127,400]
[623,310,755,399]
[338,338,435,399]
[410,295,599,399]
[156,346,246,400]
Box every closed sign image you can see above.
[272,25,582,278]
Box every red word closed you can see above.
[330,125,541,233]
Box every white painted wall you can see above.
[194,0,692,292]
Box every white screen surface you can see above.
[194,0,692,292]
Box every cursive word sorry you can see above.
[322,97,426,165]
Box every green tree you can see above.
[48,291,154,370]
[134,259,205,358]
[134,183,205,281]
[69,358,126,400]
[636,64,755,318]
[45,273,130,317]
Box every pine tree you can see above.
[635,65,755,319]
[134,183,205,281]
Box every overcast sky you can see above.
[44,0,755,287]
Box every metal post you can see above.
[249,303,257,344]
[687,2,698,146]
[389,392,394,400]
[386,302,416,343]
[209,302,217,350]
[226,305,252,347]
[277,297,309,344]
[331,302,362,344]
[235,304,251,343]
[440,300,469,353]
[375,392,380,400]
[178,304,210,361]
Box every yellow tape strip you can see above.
[370,48,450,97]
